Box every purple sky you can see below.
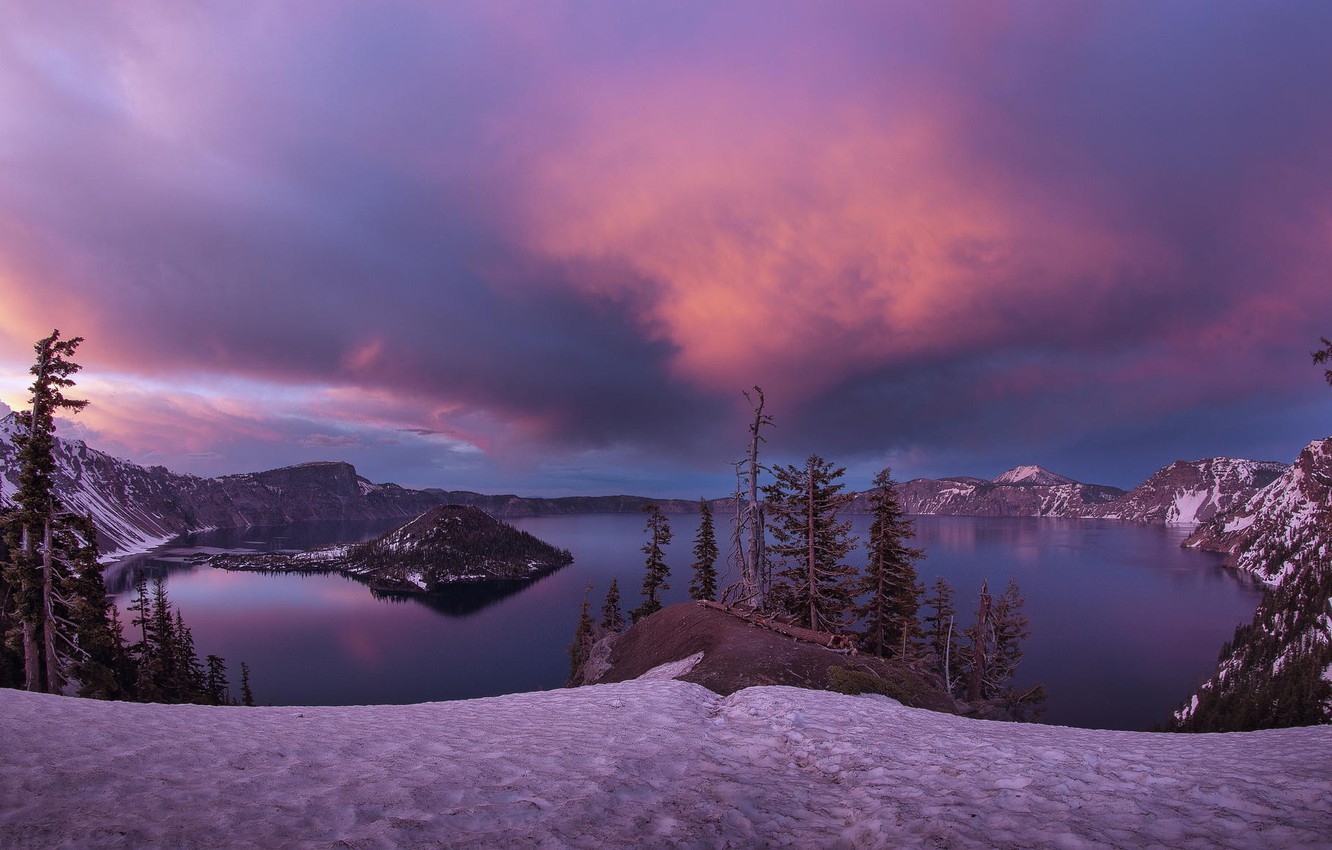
[1,2,1330,496]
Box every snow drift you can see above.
[2,682,1328,849]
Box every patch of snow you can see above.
[1,683,1329,849]
[636,652,705,682]
[1166,489,1210,525]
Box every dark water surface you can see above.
[107,514,1263,730]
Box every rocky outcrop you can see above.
[577,601,957,714]
[1171,439,1332,730]
[209,504,573,593]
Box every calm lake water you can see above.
[106,514,1264,731]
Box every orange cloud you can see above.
[510,69,1170,399]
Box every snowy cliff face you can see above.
[1094,457,1287,525]
[1172,439,1332,730]
[0,413,446,559]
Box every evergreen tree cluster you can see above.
[757,455,1038,712]
[565,446,1038,711]
[1,330,249,706]
[1169,557,1332,732]
[124,574,240,705]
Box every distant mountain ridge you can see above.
[0,413,446,557]
[0,411,1292,559]
[881,468,1126,518]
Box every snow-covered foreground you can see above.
[2,682,1329,850]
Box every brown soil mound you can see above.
[585,601,957,714]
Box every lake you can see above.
[105,513,1265,731]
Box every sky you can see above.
[1,1,1330,497]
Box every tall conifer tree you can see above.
[630,504,673,623]
[600,579,625,632]
[854,468,925,657]
[689,499,719,601]
[922,577,960,695]
[1,330,90,692]
[764,455,857,631]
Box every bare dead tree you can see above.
[967,580,992,703]
[730,387,774,609]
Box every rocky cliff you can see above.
[1093,458,1286,525]
[1171,439,1332,730]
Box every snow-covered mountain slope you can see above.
[1094,457,1287,525]
[1,682,1328,849]
[0,413,447,559]
[991,464,1077,486]
[1172,439,1332,730]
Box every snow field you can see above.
[1,681,1329,849]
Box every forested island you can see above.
[208,504,573,593]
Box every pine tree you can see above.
[1313,336,1332,386]
[239,661,256,707]
[765,455,857,631]
[148,578,182,700]
[127,573,161,702]
[61,515,132,699]
[204,655,231,705]
[600,578,625,633]
[568,586,596,682]
[630,504,673,623]
[987,578,1031,696]
[689,499,719,601]
[960,577,1035,704]
[922,577,960,695]
[173,610,206,702]
[854,468,925,657]
[1,330,89,692]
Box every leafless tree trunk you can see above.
[967,580,991,703]
[805,457,817,629]
[735,387,772,609]
[20,524,41,691]
[943,615,954,695]
[42,517,61,694]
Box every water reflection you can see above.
[105,513,1265,730]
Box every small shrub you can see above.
[828,666,907,702]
